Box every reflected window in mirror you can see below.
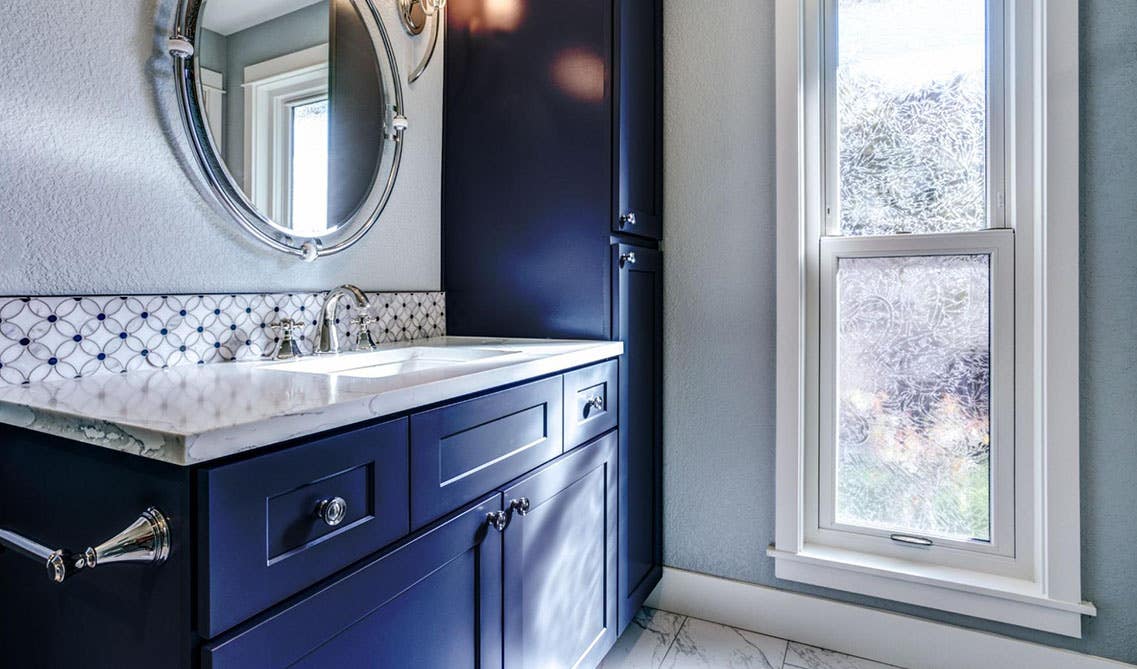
[290,98,330,235]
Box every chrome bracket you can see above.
[167,35,195,59]
[0,507,171,584]
[398,0,446,84]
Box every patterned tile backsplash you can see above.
[0,292,445,385]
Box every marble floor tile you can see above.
[659,617,789,669]
[784,641,899,669]
[600,608,688,669]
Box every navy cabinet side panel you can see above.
[0,427,192,669]
[613,244,664,632]
[443,0,613,339]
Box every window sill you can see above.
[767,544,1096,637]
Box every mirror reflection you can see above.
[196,0,387,238]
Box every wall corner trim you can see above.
[644,567,1134,669]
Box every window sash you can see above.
[810,230,1018,575]
[821,0,1007,236]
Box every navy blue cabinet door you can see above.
[615,0,663,240]
[612,244,664,632]
[443,0,614,340]
[204,495,504,669]
[502,432,619,669]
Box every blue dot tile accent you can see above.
[0,292,445,385]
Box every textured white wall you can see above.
[661,0,777,582]
[0,0,442,295]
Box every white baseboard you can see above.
[645,567,1133,669]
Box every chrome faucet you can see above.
[316,285,371,354]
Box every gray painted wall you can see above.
[198,28,228,75]
[0,0,442,295]
[662,0,1137,664]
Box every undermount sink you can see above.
[263,346,522,379]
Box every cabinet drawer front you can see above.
[411,376,563,529]
[204,495,503,669]
[200,418,409,638]
[563,360,618,448]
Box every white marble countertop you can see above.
[0,337,624,466]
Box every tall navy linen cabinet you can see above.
[443,0,664,633]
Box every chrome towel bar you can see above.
[0,507,170,583]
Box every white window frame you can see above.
[243,44,329,227]
[198,67,226,155]
[770,0,1095,637]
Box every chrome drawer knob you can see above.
[315,497,348,527]
[510,498,531,517]
[619,252,637,267]
[585,395,605,415]
[487,511,508,532]
[620,212,637,228]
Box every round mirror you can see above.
[171,0,406,260]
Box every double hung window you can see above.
[816,0,1014,570]
[772,0,1093,636]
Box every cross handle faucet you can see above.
[316,285,371,354]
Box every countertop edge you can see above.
[0,341,624,467]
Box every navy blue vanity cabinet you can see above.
[0,362,623,667]
[502,431,619,669]
[204,495,504,669]
[615,0,664,240]
[614,244,664,630]
[198,417,410,638]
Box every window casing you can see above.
[771,0,1093,637]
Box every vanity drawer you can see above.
[410,376,563,529]
[563,360,618,448]
[203,495,503,669]
[199,418,410,638]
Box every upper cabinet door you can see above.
[612,244,664,631]
[615,0,663,240]
[443,0,614,340]
[501,432,619,669]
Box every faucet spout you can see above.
[317,285,371,354]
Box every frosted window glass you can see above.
[290,99,329,236]
[835,254,991,542]
[836,0,988,236]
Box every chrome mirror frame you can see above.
[168,0,407,262]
